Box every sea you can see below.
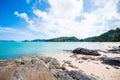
[0,42,105,60]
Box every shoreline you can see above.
[0,42,120,80]
[45,42,120,80]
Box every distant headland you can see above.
[0,28,120,42]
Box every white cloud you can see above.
[0,26,41,41]
[31,0,85,38]
[0,26,15,32]
[91,0,120,31]
[48,0,83,19]
[15,0,120,39]
[93,0,120,20]
[14,11,39,32]
[26,0,30,4]
[14,11,33,25]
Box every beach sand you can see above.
[50,42,120,80]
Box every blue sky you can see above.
[0,0,120,40]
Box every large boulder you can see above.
[56,70,96,80]
[101,57,120,66]
[72,48,100,56]
[0,56,96,80]
[0,56,57,80]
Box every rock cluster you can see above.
[108,46,120,54]
[100,57,120,67]
[0,56,56,80]
[56,70,96,80]
[72,48,100,56]
[0,56,96,80]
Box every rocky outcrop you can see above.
[56,70,96,80]
[0,56,57,80]
[72,48,100,56]
[108,46,120,54]
[100,57,120,67]
[0,56,96,80]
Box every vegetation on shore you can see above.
[80,28,120,42]
[46,37,79,42]
[1,28,120,42]
[22,28,120,42]
[22,37,79,42]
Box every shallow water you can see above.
[0,42,105,60]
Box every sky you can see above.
[0,0,120,41]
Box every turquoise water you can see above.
[0,42,104,60]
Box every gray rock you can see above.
[70,55,77,58]
[0,56,97,80]
[101,57,120,66]
[113,66,119,69]
[81,56,89,60]
[63,49,72,53]
[49,58,61,70]
[108,46,120,54]
[63,60,71,64]
[15,59,26,65]
[68,64,78,69]
[106,67,110,69]
[31,58,39,64]
[12,68,27,80]
[0,63,7,67]
[39,56,52,63]
[73,48,100,56]
[56,70,96,80]
[79,61,83,63]
[68,71,96,80]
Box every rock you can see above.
[68,64,78,69]
[63,49,72,53]
[0,56,97,80]
[15,59,26,65]
[81,56,98,61]
[60,65,66,70]
[70,55,77,58]
[0,63,7,67]
[0,56,57,80]
[101,57,120,67]
[106,67,110,69]
[81,56,89,60]
[79,61,83,63]
[51,58,60,65]
[68,71,96,80]
[31,58,39,64]
[95,49,108,53]
[39,56,52,63]
[72,48,100,56]
[92,62,98,64]
[21,60,26,65]
[108,46,120,54]
[49,58,61,69]
[56,71,96,80]
[89,57,96,60]
[113,66,119,69]
[119,46,120,48]
[102,55,108,58]
[55,71,73,80]
[63,60,71,64]
[12,68,27,80]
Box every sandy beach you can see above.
[0,42,120,80]
[50,42,120,80]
